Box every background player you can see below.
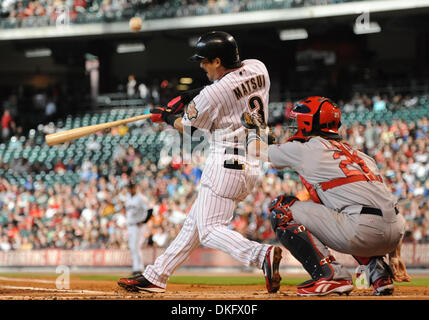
[118,31,282,294]
[243,96,410,296]
[125,181,153,276]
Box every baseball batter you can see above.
[243,96,411,296]
[125,181,152,276]
[118,31,282,293]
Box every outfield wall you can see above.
[0,243,427,268]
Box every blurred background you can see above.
[0,0,428,271]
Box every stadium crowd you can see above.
[0,92,428,252]
[0,0,360,28]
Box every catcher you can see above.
[242,96,411,296]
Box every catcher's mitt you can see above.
[241,111,267,130]
[389,241,411,282]
[241,112,276,145]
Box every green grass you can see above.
[392,278,429,287]
[167,276,429,287]
[73,274,123,281]
[73,274,306,286]
[168,275,305,286]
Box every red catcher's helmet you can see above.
[288,96,342,140]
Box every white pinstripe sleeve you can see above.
[182,89,216,131]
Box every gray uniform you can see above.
[267,136,405,278]
[126,193,150,273]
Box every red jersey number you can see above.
[330,141,377,179]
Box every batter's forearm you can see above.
[173,118,199,136]
[173,117,184,133]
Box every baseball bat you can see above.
[45,113,152,146]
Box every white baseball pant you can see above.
[143,184,271,288]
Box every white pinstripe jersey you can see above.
[182,59,270,199]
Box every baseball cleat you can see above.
[262,245,282,293]
[118,274,165,293]
[296,279,354,296]
[354,257,395,296]
[373,277,394,296]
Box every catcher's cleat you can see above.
[354,257,395,296]
[131,271,142,276]
[297,279,354,296]
[373,277,394,296]
[118,274,165,293]
[262,246,282,293]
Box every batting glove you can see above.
[167,87,204,114]
[150,106,170,123]
[150,106,180,127]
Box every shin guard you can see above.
[269,194,335,281]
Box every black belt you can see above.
[224,160,244,170]
[129,208,153,226]
[360,206,399,216]
[224,147,245,170]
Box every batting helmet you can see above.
[288,96,342,141]
[189,31,241,69]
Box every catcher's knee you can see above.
[268,194,299,232]
[268,194,335,281]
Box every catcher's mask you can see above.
[287,96,342,141]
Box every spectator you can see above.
[1,109,15,142]
[363,120,378,153]
[127,74,137,98]
[138,82,149,103]
[0,235,11,251]
[0,90,428,252]
[54,159,66,173]
[373,94,387,112]
[45,96,57,122]
[86,136,101,151]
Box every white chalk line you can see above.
[0,276,55,284]
[0,277,117,295]
[0,284,117,295]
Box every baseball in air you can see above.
[129,17,143,32]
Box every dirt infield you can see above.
[0,273,428,300]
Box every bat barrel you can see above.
[45,113,152,146]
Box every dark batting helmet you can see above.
[189,31,241,69]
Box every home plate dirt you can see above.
[0,275,428,300]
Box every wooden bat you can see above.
[45,113,152,146]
